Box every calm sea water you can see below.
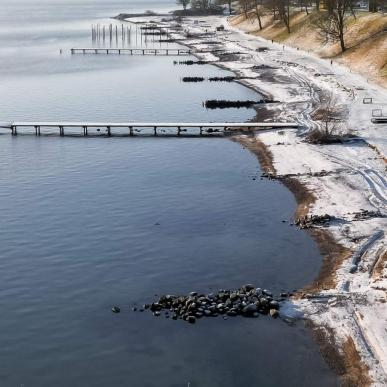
[0,1,338,386]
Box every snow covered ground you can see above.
[161,16,387,385]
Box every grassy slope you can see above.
[230,10,387,87]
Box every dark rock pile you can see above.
[261,172,276,180]
[295,214,333,229]
[143,31,167,36]
[208,76,235,82]
[251,64,276,70]
[353,210,385,220]
[182,77,205,82]
[173,60,208,66]
[135,285,282,324]
[182,76,237,83]
[204,99,277,109]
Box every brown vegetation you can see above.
[309,324,372,386]
[230,9,387,86]
[372,250,387,280]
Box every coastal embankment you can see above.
[230,10,387,88]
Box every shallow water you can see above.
[0,1,339,386]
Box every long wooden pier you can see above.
[70,48,191,56]
[2,122,299,137]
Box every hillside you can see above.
[230,10,387,87]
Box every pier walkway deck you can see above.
[0,122,299,137]
[70,48,191,56]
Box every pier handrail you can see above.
[9,122,299,128]
[0,123,12,129]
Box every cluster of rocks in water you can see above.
[295,214,333,229]
[133,285,282,324]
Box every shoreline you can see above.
[178,30,373,383]
[160,15,387,386]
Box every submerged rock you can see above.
[111,306,121,313]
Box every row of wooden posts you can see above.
[91,24,170,45]
[91,24,131,44]
[10,125,226,137]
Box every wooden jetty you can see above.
[371,117,387,124]
[3,122,299,137]
[70,48,191,56]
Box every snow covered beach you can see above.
[159,15,387,386]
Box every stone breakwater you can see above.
[131,284,285,324]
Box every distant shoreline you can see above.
[113,13,170,21]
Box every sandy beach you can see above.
[138,14,387,386]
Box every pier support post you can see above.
[83,126,88,136]
[177,126,181,136]
[107,126,111,136]
[11,126,17,136]
[59,126,64,136]
[71,49,74,55]
[199,127,203,136]
[34,125,38,136]
[129,127,133,136]
[154,126,157,136]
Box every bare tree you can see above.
[320,92,341,136]
[316,0,354,52]
[216,0,233,14]
[278,0,291,33]
[369,0,381,12]
[191,0,212,9]
[177,0,190,10]
[239,0,252,18]
[308,91,347,143]
[253,0,265,29]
